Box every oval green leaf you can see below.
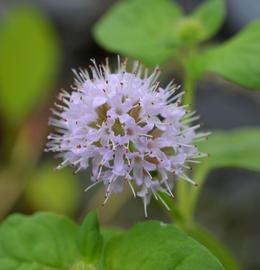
[24,163,80,215]
[198,128,260,172]
[197,21,260,89]
[94,0,183,66]
[104,221,224,270]
[0,213,79,269]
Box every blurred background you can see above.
[0,1,259,269]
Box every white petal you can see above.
[93,96,107,108]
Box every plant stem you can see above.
[175,59,196,223]
[187,166,208,219]
[176,180,191,223]
[183,69,195,109]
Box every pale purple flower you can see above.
[46,58,208,216]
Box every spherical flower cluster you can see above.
[46,58,207,216]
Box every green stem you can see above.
[183,56,196,110]
[183,69,195,109]
[175,58,196,223]
[175,180,192,223]
[187,166,208,220]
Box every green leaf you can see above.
[0,7,60,123]
[101,228,123,246]
[99,228,124,270]
[186,225,242,270]
[77,210,103,264]
[198,128,260,172]
[188,128,260,220]
[197,21,260,89]
[0,212,106,269]
[0,213,79,269]
[0,213,227,270]
[94,0,183,66]
[192,0,225,41]
[104,221,224,270]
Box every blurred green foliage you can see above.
[197,128,260,173]
[191,0,225,41]
[0,7,60,124]
[94,0,225,66]
[24,163,80,215]
[184,128,260,229]
[0,7,74,219]
[94,0,183,65]
[94,0,260,91]
[196,21,260,89]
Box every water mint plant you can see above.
[1,1,260,270]
[46,59,207,216]
[91,0,260,269]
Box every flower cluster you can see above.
[46,58,207,216]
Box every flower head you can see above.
[46,58,207,216]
